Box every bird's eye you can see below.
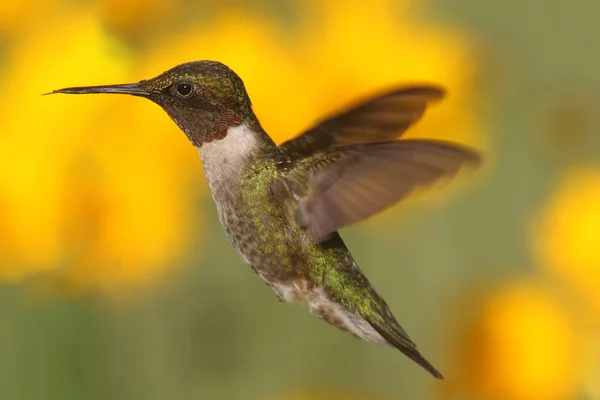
[175,82,194,98]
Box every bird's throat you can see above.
[167,107,243,147]
[197,122,263,196]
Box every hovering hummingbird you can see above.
[49,61,480,379]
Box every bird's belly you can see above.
[212,189,305,286]
[215,201,264,265]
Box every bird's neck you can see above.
[196,120,280,197]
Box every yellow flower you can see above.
[457,282,578,400]
[0,11,194,294]
[533,167,600,317]
[0,0,53,36]
[0,11,130,275]
[298,0,483,148]
[59,99,196,292]
[96,0,179,35]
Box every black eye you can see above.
[175,82,193,98]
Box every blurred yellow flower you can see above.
[0,11,129,274]
[96,0,179,35]
[0,11,194,293]
[0,0,52,36]
[458,282,577,400]
[299,0,482,148]
[533,167,600,317]
[0,0,480,295]
[59,100,196,292]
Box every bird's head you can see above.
[50,60,257,146]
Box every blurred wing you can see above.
[279,86,445,158]
[286,139,480,241]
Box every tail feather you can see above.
[371,323,444,379]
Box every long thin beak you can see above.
[44,83,150,97]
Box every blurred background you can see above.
[0,0,599,399]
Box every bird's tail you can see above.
[371,322,444,379]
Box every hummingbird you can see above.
[49,60,479,379]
